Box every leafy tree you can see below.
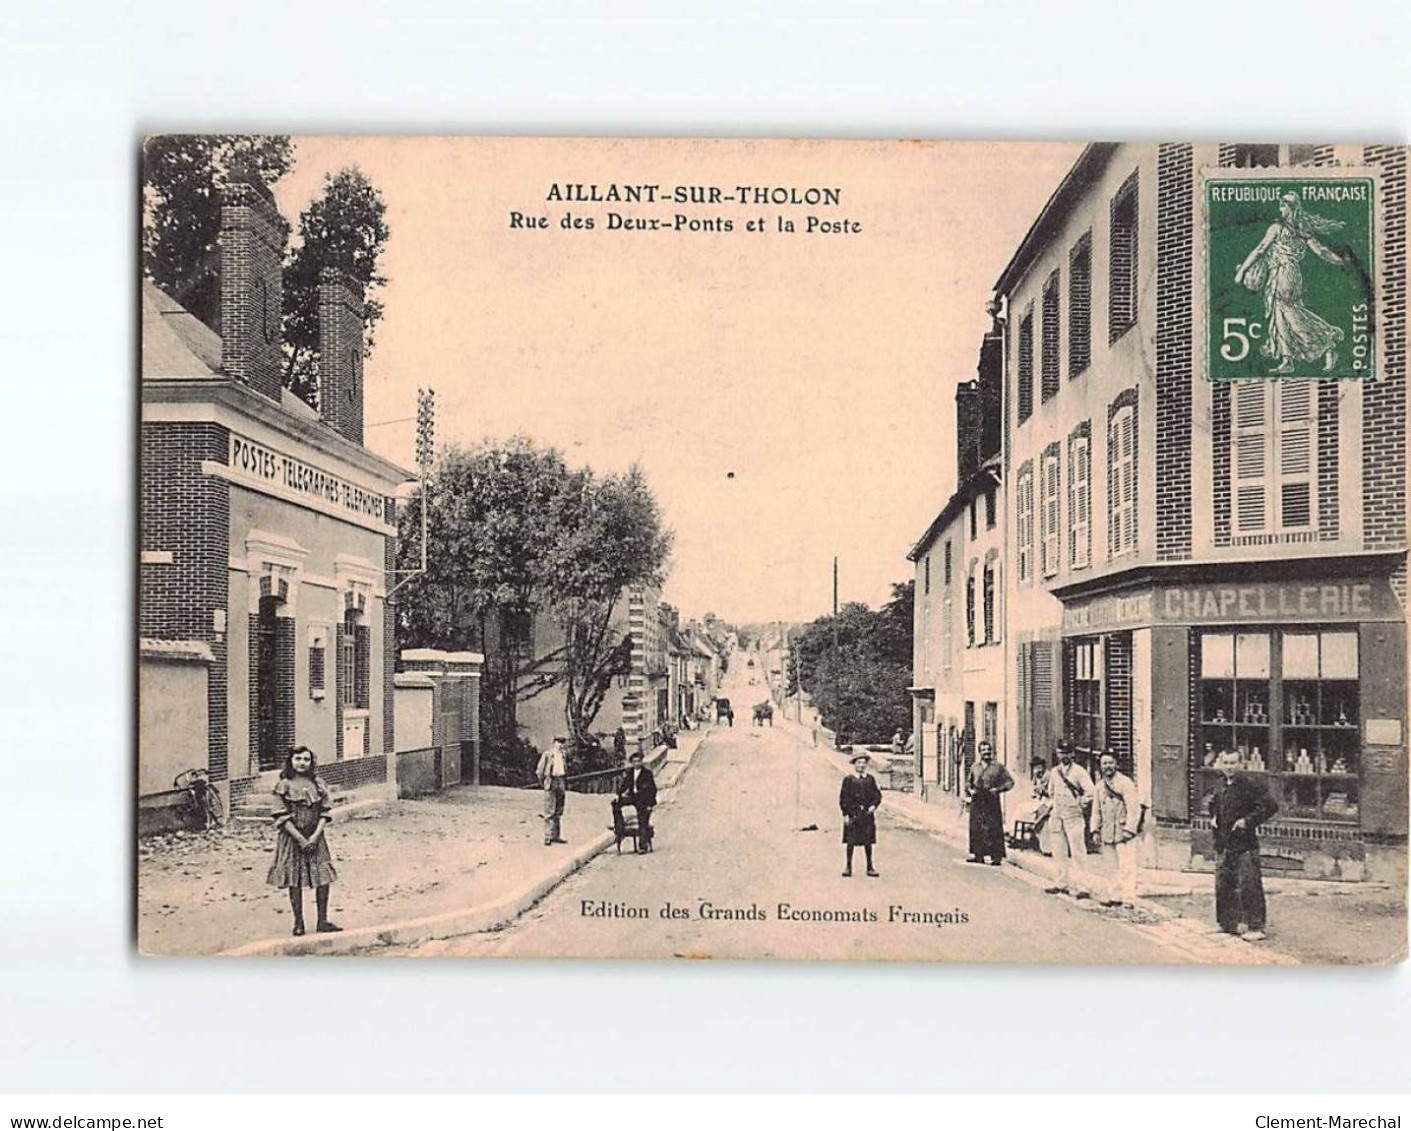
[282,166,390,406]
[394,440,673,775]
[142,134,293,330]
[393,439,577,761]
[543,466,673,759]
[791,583,913,745]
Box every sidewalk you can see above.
[139,728,714,957]
[777,713,1408,965]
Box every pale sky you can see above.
[273,138,1082,623]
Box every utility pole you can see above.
[389,386,435,599]
[832,555,840,748]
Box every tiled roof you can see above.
[141,279,222,378]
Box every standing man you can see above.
[1210,749,1278,941]
[965,741,1014,866]
[1043,740,1095,899]
[1090,750,1143,907]
[839,751,882,878]
[612,748,658,853]
[537,736,569,846]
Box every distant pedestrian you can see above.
[839,751,882,878]
[613,728,628,762]
[537,736,569,846]
[265,745,340,937]
[965,741,1014,866]
[1091,750,1143,907]
[612,748,658,853]
[1043,740,1095,899]
[1210,749,1278,940]
[891,729,906,757]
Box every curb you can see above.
[218,740,707,957]
[219,828,617,957]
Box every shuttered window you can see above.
[1109,406,1136,556]
[1016,468,1034,583]
[1069,432,1091,570]
[1017,308,1034,424]
[1231,380,1317,535]
[1041,450,1060,577]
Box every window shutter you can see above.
[1070,435,1090,569]
[1042,453,1060,576]
[1233,382,1270,534]
[1277,380,1314,529]
[1120,411,1135,551]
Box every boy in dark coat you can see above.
[840,751,882,877]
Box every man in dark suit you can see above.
[1209,749,1279,940]
[612,749,658,853]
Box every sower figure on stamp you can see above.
[1090,750,1143,908]
[965,740,1013,866]
[537,736,569,846]
[1210,749,1278,941]
[612,747,658,853]
[840,751,882,878]
[1043,740,1095,899]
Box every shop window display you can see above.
[1196,630,1359,823]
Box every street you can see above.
[384,675,1183,962]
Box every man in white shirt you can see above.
[537,737,569,846]
[1043,740,1095,899]
[1090,749,1143,907]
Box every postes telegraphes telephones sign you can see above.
[1204,170,1377,382]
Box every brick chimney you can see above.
[955,379,982,484]
[218,164,288,401]
[977,326,1003,461]
[317,267,365,445]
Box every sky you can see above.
[273,137,1082,624]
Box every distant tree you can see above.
[282,166,390,406]
[142,134,293,330]
[791,584,913,745]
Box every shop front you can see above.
[1055,557,1407,881]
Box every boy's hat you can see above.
[849,751,871,766]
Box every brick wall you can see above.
[320,753,388,792]
[955,381,981,483]
[1212,383,1231,544]
[140,421,230,780]
[1318,379,1340,540]
[1364,145,1408,603]
[318,268,366,445]
[1156,143,1194,561]
[218,178,287,402]
[1106,632,1133,777]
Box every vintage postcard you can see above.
[137,137,1408,963]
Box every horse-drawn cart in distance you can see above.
[715,697,734,726]
[752,701,773,726]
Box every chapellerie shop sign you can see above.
[1063,580,1398,633]
[225,433,388,525]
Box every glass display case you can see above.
[1195,629,1360,824]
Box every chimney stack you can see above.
[218,163,288,401]
[955,379,982,484]
[318,267,365,445]
[977,327,1003,461]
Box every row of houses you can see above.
[908,142,1407,882]
[139,169,718,823]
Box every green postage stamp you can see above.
[1205,170,1377,382]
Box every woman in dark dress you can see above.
[966,740,1014,865]
[840,751,883,878]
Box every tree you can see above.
[393,440,673,775]
[142,134,293,330]
[282,166,390,406]
[544,466,673,760]
[791,583,913,745]
[393,439,577,762]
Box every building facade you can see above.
[140,170,413,816]
[997,142,1407,880]
[909,328,1007,799]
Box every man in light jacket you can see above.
[1043,740,1095,899]
[537,737,569,846]
[1091,749,1143,907]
